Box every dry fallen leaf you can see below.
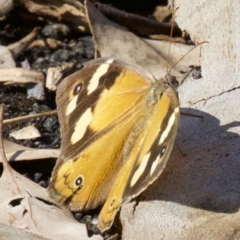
[85,1,179,80]
[0,68,44,84]
[9,125,41,140]
[143,39,201,74]
[3,139,60,161]
[0,223,47,240]
[0,45,16,68]
[85,1,201,83]
[46,62,77,91]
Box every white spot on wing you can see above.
[130,152,151,187]
[175,107,180,114]
[71,108,93,144]
[150,155,161,176]
[161,147,166,154]
[87,59,114,95]
[66,95,78,115]
[150,147,166,176]
[158,113,175,145]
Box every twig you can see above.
[3,110,57,125]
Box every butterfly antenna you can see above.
[168,41,209,75]
[166,6,178,74]
[164,5,181,87]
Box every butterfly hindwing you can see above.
[98,82,180,231]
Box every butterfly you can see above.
[48,57,180,232]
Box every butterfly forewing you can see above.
[48,58,158,209]
[56,58,153,160]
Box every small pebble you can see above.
[42,24,70,40]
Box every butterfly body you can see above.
[48,58,180,232]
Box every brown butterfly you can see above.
[48,57,180,232]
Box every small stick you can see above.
[3,110,57,125]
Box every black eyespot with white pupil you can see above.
[160,146,166,157]
[75,177,83,187]
[74,83,82,95]
[110,197,116,208]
